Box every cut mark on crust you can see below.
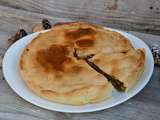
[84,59,126,92]
[73,48,126,92]
[73,48,95,60]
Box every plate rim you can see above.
[2,28,154,113]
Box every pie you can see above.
[19,22,145,105]
[90,49,145,91]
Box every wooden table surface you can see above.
[0,0,160,120]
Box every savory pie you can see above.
[19,22,145,105]
[90,49,145,91]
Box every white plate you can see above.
[2,28,154,113]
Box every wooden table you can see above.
[0,0,160,120]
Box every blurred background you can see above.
[0,0,159,35]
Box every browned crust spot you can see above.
[75,38,94,47]
[69,65,83,74]
[65,28,96,40]
[36,44,72,72]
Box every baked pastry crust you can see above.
[90,49,145,91]
[20,22,145,105]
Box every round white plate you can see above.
[3,28,154,113]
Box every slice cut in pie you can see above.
[90,49,145,91]
[20,41,112,105]
[19,22,145,105]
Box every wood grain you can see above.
[0,0,160,119]
[0,0,159,35]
